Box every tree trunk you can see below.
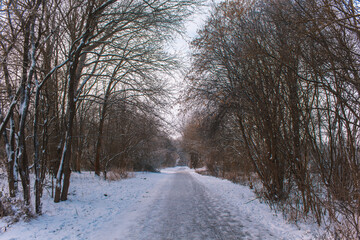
[2,37,18,198]
[34,85,43,214]
[95,94,109,176]
[2,118,17,197]
[16,18,32,206]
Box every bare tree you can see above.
[185,0,360,237]
[0,0,202,216]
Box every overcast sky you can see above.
[164,1,218,139]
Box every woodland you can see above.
[182,0,360,238]
[0,0,359,239]
[0,0,198,214]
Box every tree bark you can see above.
[94,87,111,176]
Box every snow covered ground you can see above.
[188,169,320,239]
[0,167,320,239]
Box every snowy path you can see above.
[95,167,315,240]
[0,167,316,240]
[117,169,254,239]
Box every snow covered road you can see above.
[96,167,315,240]
[117,169,253,239]
[0,167,317,239]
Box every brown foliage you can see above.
[185,0,360,237]
[105,168,134,181]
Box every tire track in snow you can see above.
[121,169,256,240]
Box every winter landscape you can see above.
[1,0,359,239]
[1,167,318,239]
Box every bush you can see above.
[0,192,34,229]
[105,168,133,181]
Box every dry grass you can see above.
[106,168,134,181]
[0,193,34,233]
[195,168,211,176]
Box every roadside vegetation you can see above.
[182,0,360,238]
[0,0,200,218]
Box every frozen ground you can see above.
[0,167,319,239]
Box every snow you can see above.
[187,168,321,239]
[0,167,320,239]
[0,172,166,239]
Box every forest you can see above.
[0,0,359,239]
[0,0,198,215]
[182,0,360,238]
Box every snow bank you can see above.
[0,171,166,240]
[189,168,320,239]
[0,167,320,239]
